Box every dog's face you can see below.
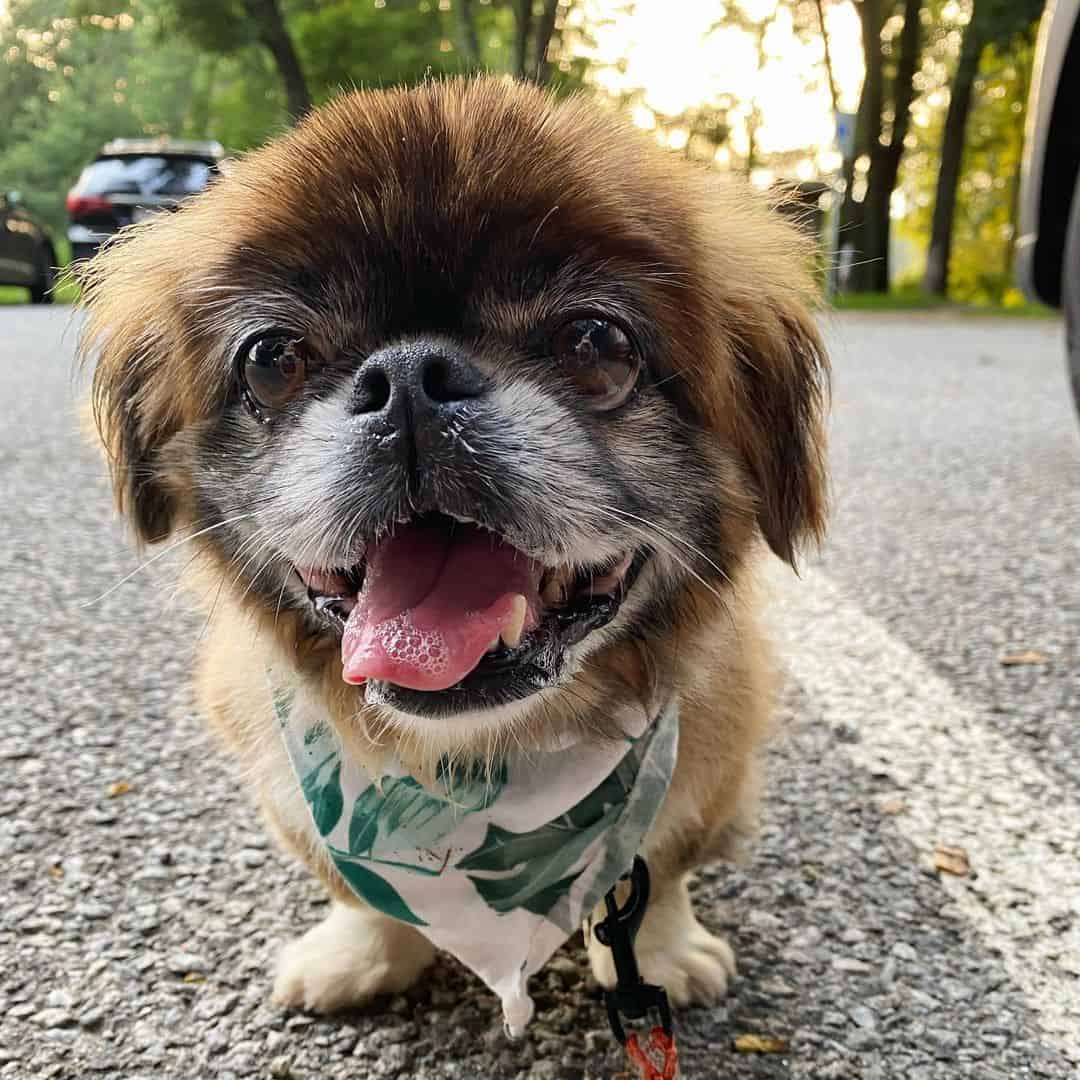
[81,79,827,740]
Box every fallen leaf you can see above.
[999,650,1049,667]
[733,1034,789,1054]
[48,864,64,881]
[880,797,907,816]
[106,781,134,798]
[932,843,971,876]
[183,972,206,984]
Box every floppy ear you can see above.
[77,241,188,547]
[730,302,830,568]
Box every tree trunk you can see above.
[852,0,922,292]
[837,57,874,274]
[531,0,560,83]
[923,9,983,295]
[456,0,481,65]
[513,0,532,80]
[847,0,884,290]
[244,0,312,119]
[814,0,840,113]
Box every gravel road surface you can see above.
[1,308,1077,1079]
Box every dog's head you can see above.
[81,78,827,743]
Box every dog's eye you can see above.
[551,319,640,410]
[241,334,310,412]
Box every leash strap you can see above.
[593,857,679,1079]
[626,1028,679,1080]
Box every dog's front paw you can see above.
[586,879,736,1008]
[273,901,435,1013]
[635,915,736,1007]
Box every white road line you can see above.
[762,560,1080,1065]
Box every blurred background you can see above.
[0,0,1053,311]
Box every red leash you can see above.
[625,1025,679,1079]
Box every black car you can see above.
[0,190,57,303]
[66,138,224,263]
[1017,0,1080,415]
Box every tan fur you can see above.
[80,77,827,1014]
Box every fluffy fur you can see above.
[80,77,828,1015]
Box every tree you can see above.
[166,0,311,119]
[688,1,838,176]
[456,0,576,85]
[921,0,1042,295]
[244,0,310,117]
[842,0,923,293]
[811,0,840,112]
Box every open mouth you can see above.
[294,513,642,715]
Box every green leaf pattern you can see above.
[346,759,507,861]
[299,753,344,837]
[270,670,678,1027]
[455,755,641,929]
[331,855,428,926]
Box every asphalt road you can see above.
[1,307,1077,1079]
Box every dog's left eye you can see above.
[551,318,641,410]
[241,334,310,412]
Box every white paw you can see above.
[586,883,736,1008]
[272,902,434,1013]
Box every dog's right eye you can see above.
[551,318,641,411]
[240,334,310,413]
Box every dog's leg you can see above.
[273,900,435,1013]
[585,874,735,1007]
[584,605,771,1006]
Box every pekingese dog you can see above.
[80,77,827,1028]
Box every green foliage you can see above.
[0,277,79,305]
[290,0,460,98]
[899,4,1040,304]
[945,37,1033,305]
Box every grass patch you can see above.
[0,286,32,305]
[830,287,1058,317]
[0,275,80,306]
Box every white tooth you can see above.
[500,595,527,650]
[540,564,577,606]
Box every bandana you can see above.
[270,674,678,1035]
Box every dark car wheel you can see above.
[29,249,56,305]
[1066,173,1080,420]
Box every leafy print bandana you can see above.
[270,675,678,1035]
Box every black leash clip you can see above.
[593,855,673,1045]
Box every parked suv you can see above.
[1017,0,1080,415]
[66,138,224,263]
[0,190,57,303]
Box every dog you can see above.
[79,76,827,1027]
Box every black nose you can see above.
[352,341,487,417]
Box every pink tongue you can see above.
[341,521,542,692]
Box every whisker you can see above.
[593,504,733,594]
[82,513,255,607]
